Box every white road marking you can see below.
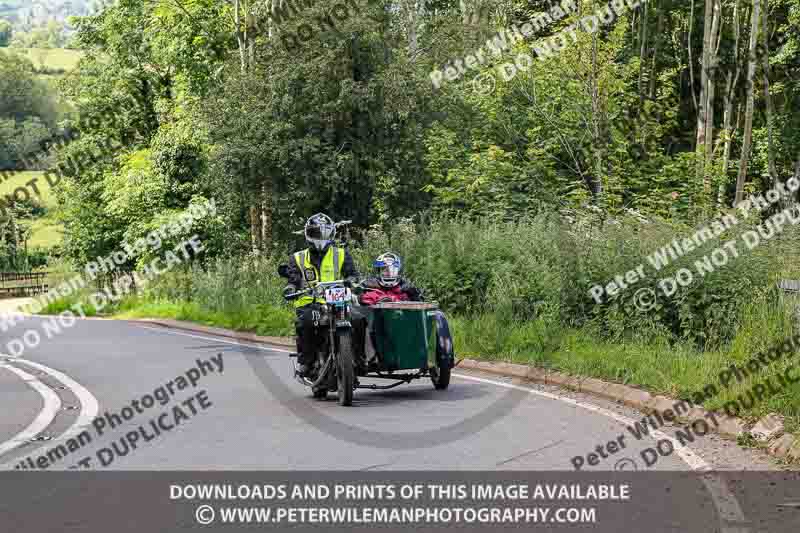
[453,373,709,468]
[0,355,100,468]
[137,325,295,353]
[452,374,748,529]
[140,324,708,467]
[139,324,748,529]
[0,362,61,456]
[12,358,100,442]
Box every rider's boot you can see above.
[296,350,313,378]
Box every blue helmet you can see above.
[373,252,402,288]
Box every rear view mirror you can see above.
[277,264,289,278]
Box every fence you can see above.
[93,270,136,292]
[0,271,50,298]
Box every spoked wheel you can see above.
[336,331,355,406]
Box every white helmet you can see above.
[304,213,336,251]
[373,252,402,288]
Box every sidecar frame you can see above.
[354,301,454,390]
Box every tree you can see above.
[0,19,12,47]
[761,0,779,200]
[0,51,58,170]
[53,0,228,264]
[719,0,743,205]
[9,21,69,48]
[734,0,761,205]
[695,0,721,193]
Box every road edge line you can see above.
[130,317,799,463]
[13,358,100,443]
[0,361,62,457]
[457,358,799,463]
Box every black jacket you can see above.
[286,244,359,289]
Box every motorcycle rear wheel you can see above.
[336,331,355,406]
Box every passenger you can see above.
[359,252,422,305]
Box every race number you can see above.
[324,287,350,304]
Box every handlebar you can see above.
[292,219,353,236]
[283,280,360,301]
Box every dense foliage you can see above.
[22,0,800,348]
[0,51,58,170]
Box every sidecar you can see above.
[356,301,455,390]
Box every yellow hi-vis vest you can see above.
[292,247,345,308]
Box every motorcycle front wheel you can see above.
[336,330,355,406]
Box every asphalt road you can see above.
[3,315,800,532]
[0,315,782,472]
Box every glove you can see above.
[283,285,297,300]
[363,278,381,289]
[400,281,422,301]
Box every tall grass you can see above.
[114,256,294,336]
[41,214,800,429]
[355,214,794,349]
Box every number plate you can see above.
[324,287,350,304]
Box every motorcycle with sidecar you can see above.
[278,270,455,406]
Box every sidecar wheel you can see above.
[336,331,355,406]
[431,313,453,390]
[431,365,451,390]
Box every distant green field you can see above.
[0,170,63,249]
[15,48,82,72]
[0,170,57,207]
[27,216,63,248]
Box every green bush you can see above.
[116,256,294,336]
[352,214,791,349]
[50,213,794,354]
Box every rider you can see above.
[283,213,359,377]
[359,252,422,305]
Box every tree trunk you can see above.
[405,0,420,55]
[696,0,721,192]
[649,5,664,101]
[735,0,761,205]
[719,0,742,205]
[638,0,649,104]
[702,0,721,191]
[695,0,715,179]
[234,0,246,72]
[590,32,605,200]
[688,0,698,111]
[761,1,779,200]
[260,181,272,251]
[250,205,262,254]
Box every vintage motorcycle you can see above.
[281,278,358,406]
[279,273,455,407]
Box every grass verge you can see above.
[112,296,295,337]
[39,288,800,439]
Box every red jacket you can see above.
[359,285,412,306]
